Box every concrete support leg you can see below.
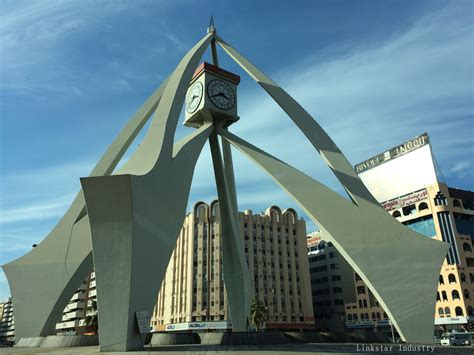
[209,131,251,331]
[81,125,212,351]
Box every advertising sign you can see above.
[355,134,438,203]
[136,311,151,334]
[165,321,231,331]
[355,133,429,173]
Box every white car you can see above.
[440,332,472,346]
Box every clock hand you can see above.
[212,93,230,100]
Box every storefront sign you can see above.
[346,320,374,328]
[165,321,231,331]
[435,316,467,325]
[381,189,428,212]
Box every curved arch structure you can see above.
[3,27,449,351]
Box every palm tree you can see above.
[250,298,268,331]
[85,300,99,334]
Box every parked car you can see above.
[440,332,473,346]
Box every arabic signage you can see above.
[165,321,231,331]
[381,189,428,212]
[355,133,429,174]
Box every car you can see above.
[440,332,473,346]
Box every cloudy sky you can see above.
[0,0,472,301]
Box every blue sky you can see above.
[0,0,472,301]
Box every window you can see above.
[461,273,466,282]
[444,307,451,316]
[402,204,416,216]
[357,286,366,295]
[455,307,463,316]
[463,243,472,252]
[438,307,444,318]
[452,290,460,300]
[392,210,401,218]
[442,291,448,301]
[464,289,470,299]
[404,216,436,237]
[418,202,429,211]
[348,314,353,321]
[448,274,456,284]
[439,275,444,285]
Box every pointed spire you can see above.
[207,15,216,34]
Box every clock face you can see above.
[207,79,235,110]
[185,81,203,114]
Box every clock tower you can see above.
[184,62,240,128]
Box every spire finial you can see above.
[207,15,216,34]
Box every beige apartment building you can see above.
[307,233,356,333]
[345,182,474,335]
[0,298,15,343]
[152,201,314,331]
[55,272,97,335]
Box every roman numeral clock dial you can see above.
[207,79,235,110]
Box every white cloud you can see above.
[225,3,473,193]
[0,194,74,225]
[449,160,473,179]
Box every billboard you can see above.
[163,321,232,332]
[354,133,439,203]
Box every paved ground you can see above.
[0,343,473,355]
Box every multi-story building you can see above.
[344,133,474,335]
[152,201,314,331]
[55,272,97,335]
[307,233,356,333]
[345,183,474,335]
[0,298,15,344]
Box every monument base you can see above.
[15,337,46,347]
[40,335,99,348]
[150,332,200,345]
[199,331,287,345]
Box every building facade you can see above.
[152,201,314,331]
[0,298,15,344]
[307,233,356,333]
[55,272,97,335]
[344,183,474,335]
